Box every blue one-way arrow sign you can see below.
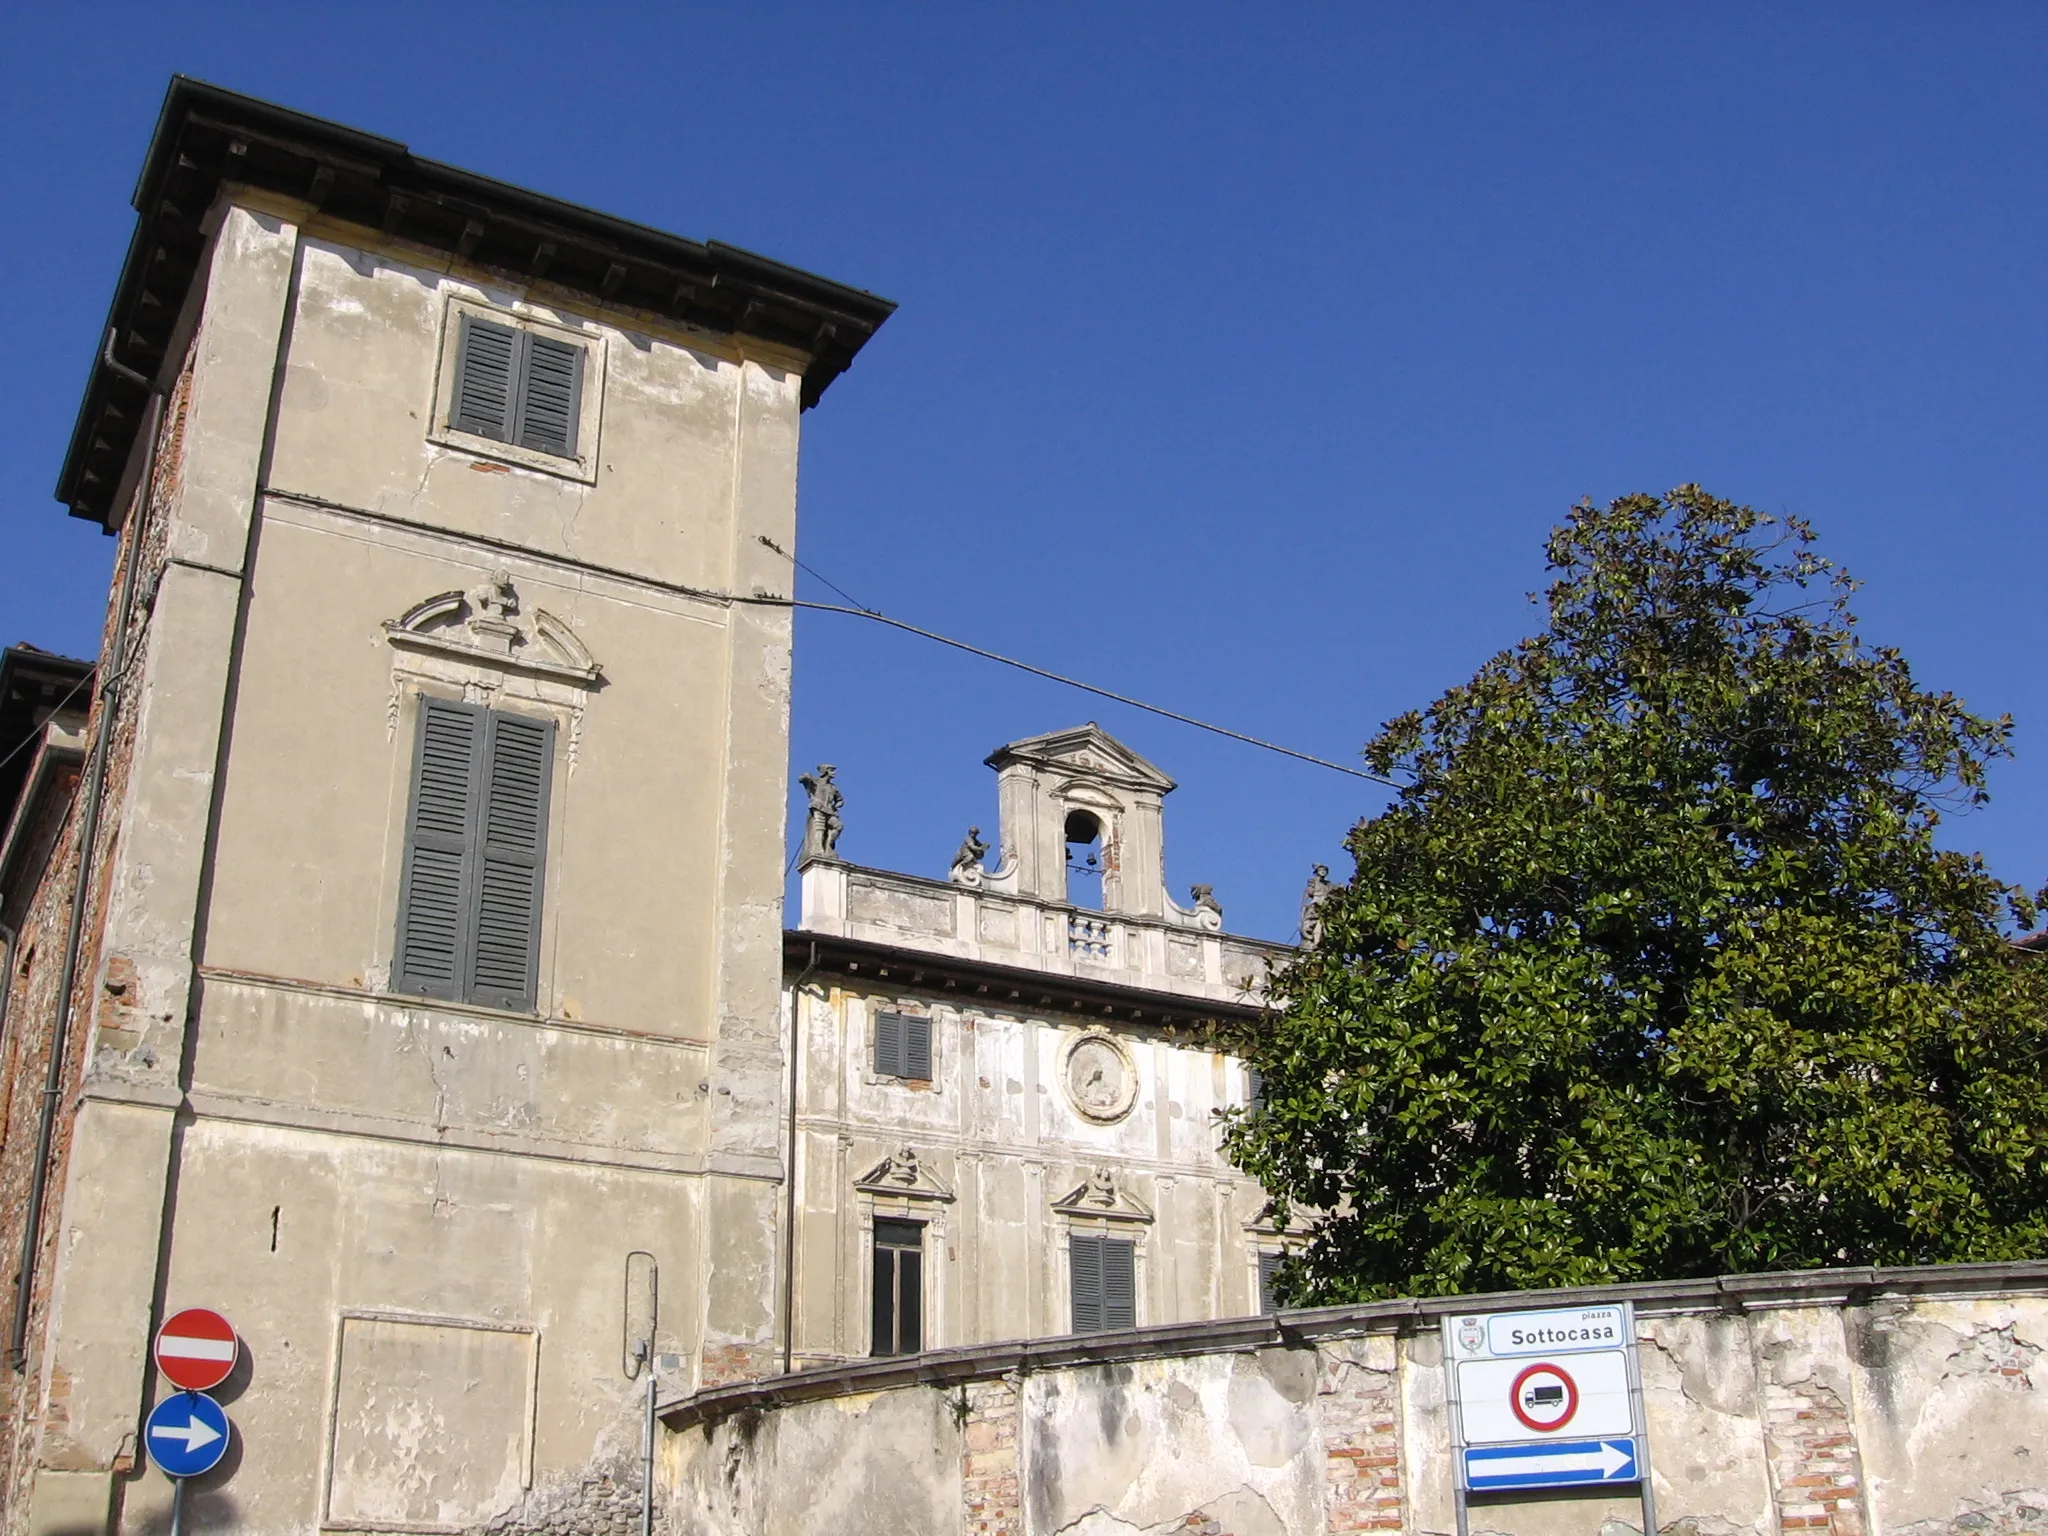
[145,1391,231,1479]
[1466,1437,1638,1490]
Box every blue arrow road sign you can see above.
[145,1391,230,1479]
[1466,1437,1638,1491]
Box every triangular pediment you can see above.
[1051,1169,1154,1224]
[983,723,1174,794]
[853,1147,955,1203]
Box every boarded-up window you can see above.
[325,1315,536,1531]
[874,1010,932,1081]
[394,697,553,1011]
[871,1218,924,1356]
[1069,1234,1137,1334]
[450,315,585,458]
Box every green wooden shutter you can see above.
[394,698,486,1000]
[1102,1238,1136,1330]
[468,711,553,1011]
[1069,1235,1103,1334]
[905,1013,932,1080]
[875,1010,904,1078]
[451,316,518,441]
[516,333,583,457]
[1259,1251,1284,1314]
[1247,1067,1265,1109]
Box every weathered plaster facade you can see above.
[664,1263,2048,1536]
[0,79,889,1534]
[782,726,1296,1363]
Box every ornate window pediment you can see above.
[384,572,602,689]
[1052,1167,1153,1224]
[854,1146,955,1203]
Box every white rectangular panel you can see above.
[1456,1348,1635,1445]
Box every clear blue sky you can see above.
[5,6,2045,941]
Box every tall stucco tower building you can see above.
[0,79,890,1533]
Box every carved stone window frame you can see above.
[852,1148,955,1356]
[1049,1169,1152,1335]
[381,576,603,763]
[372,576,602,997]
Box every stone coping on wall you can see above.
[660,1258,2048,1431]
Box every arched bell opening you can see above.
[1063,808,1104,910]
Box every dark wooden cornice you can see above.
[59,76,896,528]
[783,929,1269,1033]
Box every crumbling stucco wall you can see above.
[662,1263,2048,1536]
[5,172,822,1535]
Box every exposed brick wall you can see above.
[0,354,189,1534]
[1318,1340,1404,1534]
[697,1342,778,1389]
[960,1376,1021,1536]
[0,745,99,1531]
[1760,1354,1870,1534]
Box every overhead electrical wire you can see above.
[754,537,1401,790]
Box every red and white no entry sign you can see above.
[154,1308,238,1392]
[1509,1361,1579,1432]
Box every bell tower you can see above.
[981,724,1177,916]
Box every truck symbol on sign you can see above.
[1525,1384,1565,1408]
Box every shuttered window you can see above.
[1259,1251,1285,1314]
[1246,1067,1265,1109]
[394,697,554,1011]
[874,1010,932,1081]
[450,315,585,459]
[1069,1234,1137,1334]
[870,1219,924,1357]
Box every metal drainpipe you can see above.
[640,1366,656,1536]
[780,939,819,1374]
[11,340,160,1370]
[0,925,17,1054]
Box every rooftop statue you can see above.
[798,765,844,861]
[948,825,989,886]
[1300,863,1335,946]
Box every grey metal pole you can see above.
[640,1367,656,1536]
[1625,1299,1656,1536]
[168,1477,186,1536]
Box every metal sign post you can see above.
[1442,1301,1654,1532]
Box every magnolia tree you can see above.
[1225,488,2048,1303]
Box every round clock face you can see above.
[1064,1034,1136,1122]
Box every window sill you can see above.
[427,424,597,485]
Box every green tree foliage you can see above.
[1225,488,2048,1303]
